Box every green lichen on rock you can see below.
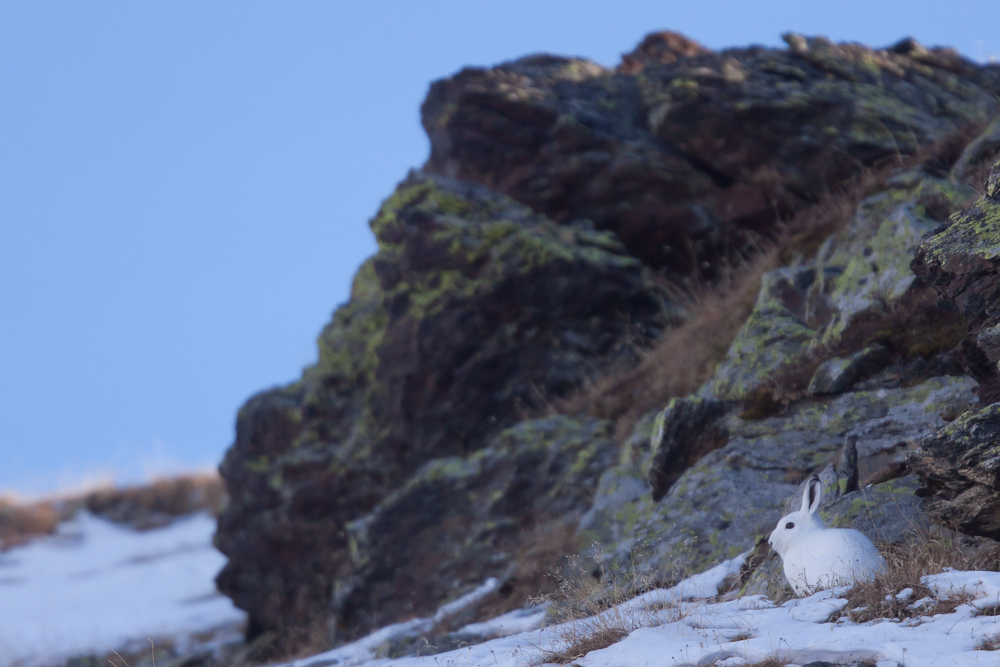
[704,267,819,399]
[819,173,976,342]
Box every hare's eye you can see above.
[785,522,795,529]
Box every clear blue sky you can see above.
[1,1,997,497]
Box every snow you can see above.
[281,554,1000,667]
[0,511,244,667]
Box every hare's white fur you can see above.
[768,475,885,595]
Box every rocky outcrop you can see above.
[215,29,1000,659]
[215,171,671,651]
[647,396,729,501]
[912,159,1000,402]
[422,34,998,278]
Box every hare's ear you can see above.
[801,475,822,516]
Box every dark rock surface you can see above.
[422,34,998,278]
[215,171,670,651]
[910,402,1000,538]
[334,415,615,641]
[647,396,729,501]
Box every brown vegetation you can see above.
[0,473,226,550]
[837,530,1000,623]
[559,249,775,441]
[535,550,670,664]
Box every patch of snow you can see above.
[457,604,549,638]
[0,511,244,667]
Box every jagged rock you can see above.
[580,375,975,584]
[910,403,1000,538]
[214,32,1000,660]
[422,33,998,278]
[334,416,615,640]
[807,345,891,396]
[912,159,1000,402]
[647,396,729,501]
[215,172,672,651]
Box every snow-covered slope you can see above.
[0,511,244,667]
[4,511,1000,667]
[281,558,1000,667]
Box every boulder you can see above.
[422,33,998,278]
[647,396,729,501]
[215,171,672,651]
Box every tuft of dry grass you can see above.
[535,552,667,664]
[539,549,683,664]
[470,520,579,625]
[838,530,1000,624]
[733,656,787,667]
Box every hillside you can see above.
[17,29,1000,667]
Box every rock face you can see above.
[580,374,975,585]
[908,160,1000,539]
[912,159,1000,402]
[422,34,997,277]
[215,29,1000,657]
[215,171,670,650]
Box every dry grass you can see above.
[559,248,776,441]
[85,472,226,528]
[470,520,580,625]
[728,656,787,667]
[0,473,226,550]
[535,552,666,664]
[977,633,1000,651]
[837,530,1000,624]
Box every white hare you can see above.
[768,474,886,595]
